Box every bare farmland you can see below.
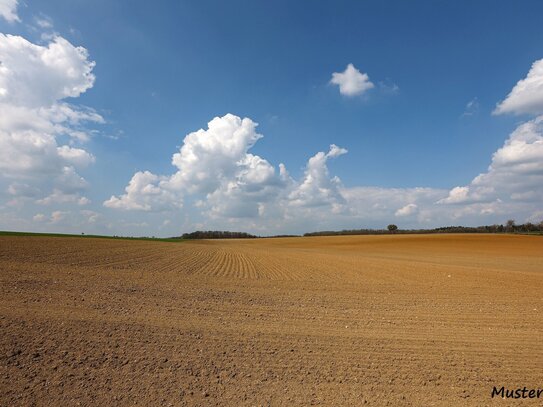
[1,234,542,406]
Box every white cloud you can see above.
[33,213,46,222]
[35,15,53,29]
[343,187,447,225]
[106,114,353,225]
[437,186,470,204]
[0,33,101,205]
[288,144,347,208]
[439,115,543,207]
[55,166,89,192]
[169,114,266,193]
[106,114,282,217]
[330,63,374,96]
[395,203,418,217]
[0,35,95,107]
[203,155,281,219]
[0,0,19,23]
[36,189,90,206]
[7,182,40,198]
[104,171,182,211]
[80,209,99,223]
[50,210,67,224]
[57,145,95,167]
[462,97,479,117]
[494,59,543,116]
[442,63,543,211]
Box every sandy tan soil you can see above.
[0,234,542,406]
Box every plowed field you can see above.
[1,234,541,406]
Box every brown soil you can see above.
[1,234,541,406]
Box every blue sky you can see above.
[1,0,543,236]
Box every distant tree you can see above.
[387,224,398,234]
[505,219,515,233]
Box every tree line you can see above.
[303,220,543,237]
[179,231,257,239]
[175,220,542,239]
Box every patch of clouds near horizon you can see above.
[104,112,543,234]
[440,59,543,223]
[439,116,543,208]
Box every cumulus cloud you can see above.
[494,59,543,116]
[0,34,95,107]
[330,63,374,96]
[395,203,418,217]
[439,116,543,211]
[57,145,95,167]
[36,189,90,206]
[0,33,101,205]
[107,116,334,225]
[203,155,281,219]
[288,144,347,208]
[0,0,19,23]
[106,115,282,217]
[104,171,182,211]
[106,114,355,226]
[169,114,267,193]
[437,186,470,204]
